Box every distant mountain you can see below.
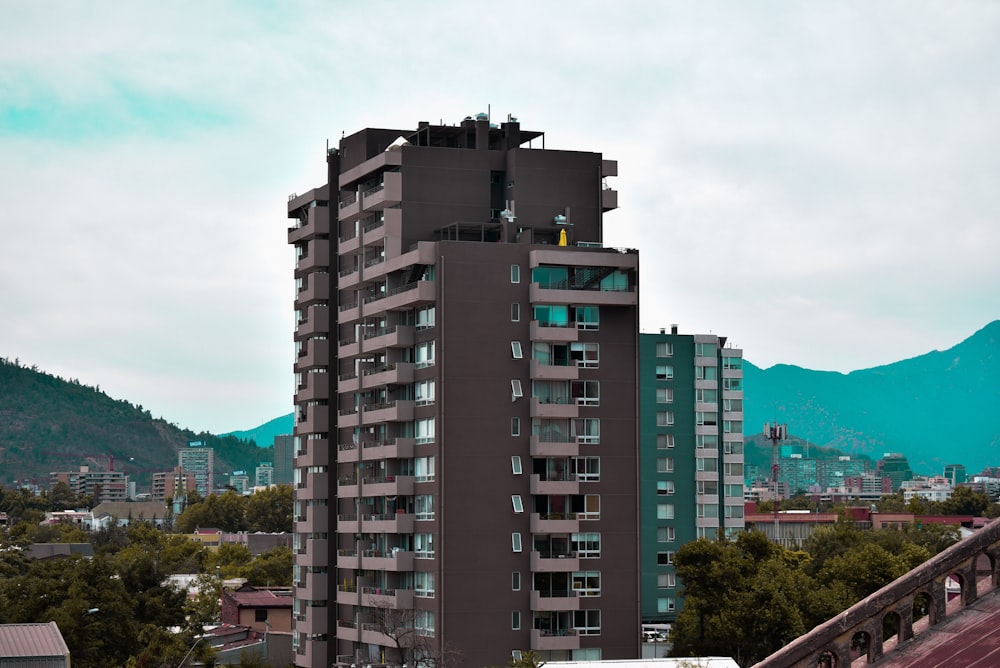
[0,358,268,487]
[744,320,1000,475]
[223,413,294,448]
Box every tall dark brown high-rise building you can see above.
[287,114,639,668]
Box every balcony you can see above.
[338,225,360,254]
[302,572,329,600]
[338,195,360,222]
[337,406,359,428]
[363,280,435,314]
[338,146,402,190]
[360,437,415,462]
[361,586,415,610]
[338,265,360,289]
[295,505,329,534]
[287,205,331,244]
[338,371,359,393]
[300,536,329,567]
[361,362,415,389]
[336,584,359,606]
[336,548,360,570]
[531,551,580,572]
[361,171,402,212]
[362,324,415,351]
[530,320,579,343]
[361,474,415,497]
[530,512,580,533]
[361,511,415,534]
[335,513,359,534]
[530,397,579,419]
[383,240,438,275]
[337,441,360,463]
[338,300,360,323]
[296,277,331,306]
[531,628,580,651]
[296,409,330,435]
[295,307,331,340]
[297,337,330,370]
[295,372,330,403]
[529,359,579,381]
[530,280,636,307]
[337,336,359,358]
[530,435,580,458]
[336,475,359,499]
[601,187,618,211]
[359,549,415,572]
[530,473,579,496]
[295,242,331,276]
[360,400,415,426]
[530,590,580,611]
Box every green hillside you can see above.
[0,357,267,488]
[744,320,1000,475]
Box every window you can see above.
[657,434,675,449]
[697,503,719,518]
[580,494,601,520]
[656,503,675,520]
[722,355,742,370]
[511,341,523,359]
[697,434,718,449]
[415,533,434,558]
[724,441,744,455]
[657,526,676,543]
[572,532,601,558]
[533,304,569,327]
[697,480,719,495]
[657,551,675,565]
[695,365,717,380]
[571,380,600,406]
[415,494,434,520]
[723,377,743,391]
[695,342,716,357]
[255,609,268,622]
[416,306,435,330]
[657,480,675,496]
[415,456,435,482]
[415,417,435,444]
[725,504,744,519]
[656,411,674,427]
[415,341,435,368]
[725,483,744,498]
[511,456,522,475]
[696,411,718,426]
[511,495,524,513]
[574,305,599,330]
[511,303,520,322]
[696,457,718,472]
[656,388,674,404]
[512,611,521,630]
[656,341,673,357]
[655,365,674,380]
[656,457,674,473]
[696,388,718,404]
[511,264,520,283]
[657,597,676,613]
[414,610,435,635]
[415,379,435,406]
[511,417,521,436]
[570,342,599,368]
[724,462,745,476]
[724,398,743,412]
[574,457,600,482]
[574,610,601,636]
[657,573,676,588]
[572,418,600,444]
[512,532,522,552]
[512,571,521,591]
[511,379,523,400]
[572,571,601,597]
[415,571,435,598]
[724,420,743,434]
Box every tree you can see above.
[240,545,293,587]
[367,598,462,668]
[246,484,293,533]
[941,486,990,516]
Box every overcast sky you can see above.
[2,1,997,434]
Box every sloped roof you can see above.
[225,587,293,609]
[91,501,168,519]
[26,543,94,559]
[0,622,70,658]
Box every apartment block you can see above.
[49,466,129,504]
[151,467,198,503]
[638,328,745,625]
[178,442,214,497]
[287,115,639,667]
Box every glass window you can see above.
[697,434,718,449]
[655,365,674,380]
[697,480,719,495]
[725,505,744,519]
[512,611,521,630]
[415,494,434,520]
[696,457,718,472]
[511,302,520,322]
[656,341,673,357]
[724,420,743,434]
[696,389,718,404]
[723,377,743,391]
[572,418,600,444]
[573,610,601,635]
[656,388,673,404]
[695,365,717,381]
[724,398,743,412]
[512,495,524,513]
[574,456,600,482]
[657,573,676,588]
[415,417,435,444]
[696,411,718,426]
[570,342,599,368]
[657,434,675,449]
[571,380,600,406]
[533,304,569,327]
[415,341,436,368]
[657,526,675,543]
[574,305,599,330]
[657,551,675,565]
[415,571,435,597]
[724,462,744,476]
[695,342,716,357]
[656,503,675,520]
[657,597,676,613]
[511,456,522,475]
[512,571,521,591]
[415,379,435,406]
[572,532,601,558]
[725,483,744,498]
[657,480,675,495]
[511,417,521,437]
[722,355,742,370]
[511,341,523,359]
[656,457,674,473]
[512,532,522,552]
[415,456,435,482]
[656,411,674,427]
[416,306,435,330]
[511,379,523,399]
[697,503,719,518]
[511,264,520,283]
[415,533,434,558]
[572,571,601,597]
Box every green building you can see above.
[639,328,746,624]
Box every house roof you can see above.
[91,501,168,519]
[0,622,70,658]
[26,543,94,559]
[225,587,293,609]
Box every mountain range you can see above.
[1,321,996,487]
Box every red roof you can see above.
[226,588,293,608]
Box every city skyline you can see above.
[2,2,998,434]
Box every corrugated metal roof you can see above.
[0,622,70,659]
